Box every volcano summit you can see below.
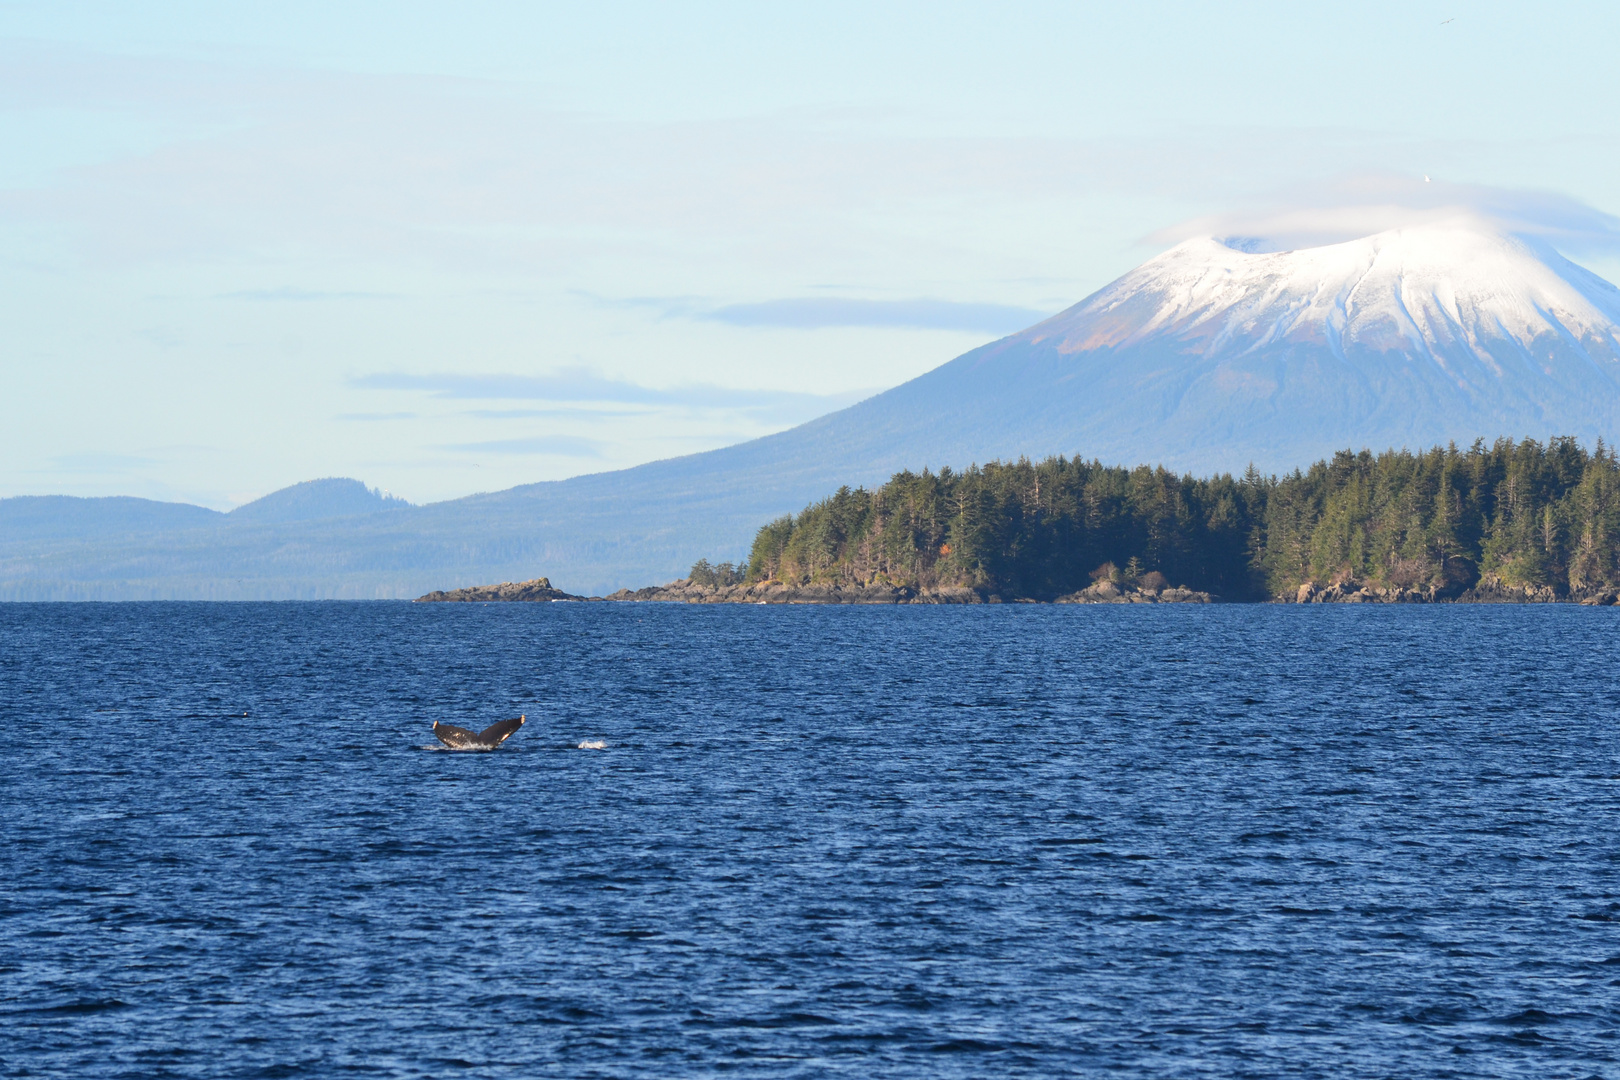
[828,217,1620,476]
[7,218,1620,598]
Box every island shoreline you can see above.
[414,576,1620,606]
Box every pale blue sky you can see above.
[5,1,1620,506]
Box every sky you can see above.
[5,1,1620,508]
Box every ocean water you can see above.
[4,602,1619,1079]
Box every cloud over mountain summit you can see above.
[1152,172,1620,258]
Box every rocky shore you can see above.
[603,580,988,604]
[417,573,1620,606]
[417,575,1214,604]
[415,577,586,602]
[1291,574,1620,605]
[604,577,1216,604]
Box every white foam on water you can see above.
[577,740,607,750]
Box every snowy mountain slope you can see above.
[836,219,1620,474]
[9,219,1620,598]
[1045,222,1620,365]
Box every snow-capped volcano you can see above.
[828,218,1620,475]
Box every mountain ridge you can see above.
[228,478,411,524]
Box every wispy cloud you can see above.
[601,292,1047,335]
[460,407,647,419]
[442,436,603,457]
[697,297,1047,334]
[352,367,871,414]
[219,287,402,301]
[51,451,160,472]
[8,40,1568,276]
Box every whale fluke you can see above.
[432,715,525,750]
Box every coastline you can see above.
[414,576,1214,604]
[415,575,1620,606]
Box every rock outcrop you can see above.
[1053,581,1212,604]
[415,577,585,602]
[1288,574,1617,604]
[1293,580,1446,604]
[1456,575,1561,603]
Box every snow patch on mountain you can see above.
[1029,220,1620,380]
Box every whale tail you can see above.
[433,714,525,750]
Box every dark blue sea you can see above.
[4,603,1620,1078]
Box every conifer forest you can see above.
[741,438,1620,601]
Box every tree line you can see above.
[735,438,1620,600]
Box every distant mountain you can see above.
[6,218,1620,600]
[227,478,410,524]
[0,495,221,543]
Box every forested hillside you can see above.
[743,438,1620,601]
